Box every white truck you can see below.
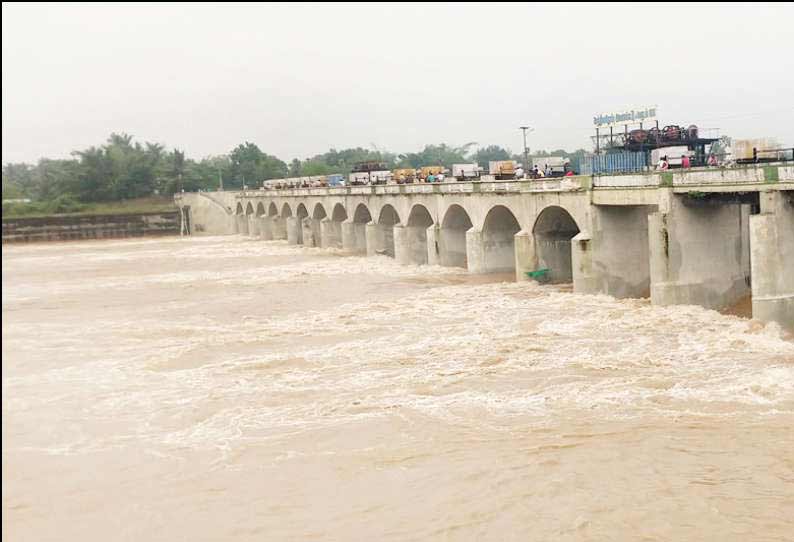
[452,163,482,180]
[651,146,691,168]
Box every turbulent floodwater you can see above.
[2,236,794,542]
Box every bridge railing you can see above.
[232,164,789,199]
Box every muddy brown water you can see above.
[3,236,793,541]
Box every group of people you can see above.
[656,153,721,171]
[527,163,575,179]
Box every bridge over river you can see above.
[175,165,794,329]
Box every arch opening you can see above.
[374,205,401,258]
[403,205,434,265]
[481,205,521,273]
[245,202,258,236]
[532,206,580,283]
[255,202,271,239]
[304,204,326,247]
[353,204,372,224]
[332,204,348,222]
[268,202,286,240]
[313,204,327,220]
[439,204,473,268]
[281,203,293,218]
[344,204,371,255]
[235,202,249,235]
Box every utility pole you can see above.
[519,126,533,175]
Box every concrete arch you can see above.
[374,204,401,258]
[245,202,254,215]
[407,204,433,228]
[312,203,327,220]
[402,204,434,265]
[481,205,522,273]
[439,204,474,268]
[256,202,266,217]
[332,203,348,222]
[234,202,248,235]
[532,205,580,283]
[268,202,278,216]
[353,204,373,224]
[377,204,401,226]
[297,203,308,219]
[281,202,293,217]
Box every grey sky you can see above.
[3,2,794,164]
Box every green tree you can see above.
[228,142,287,188]
[471,145,512,169]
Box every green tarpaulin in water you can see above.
[526,268,550,282]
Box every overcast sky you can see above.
[3,2,794,164]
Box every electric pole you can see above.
[519,126,533,176]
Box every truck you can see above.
[535,156,569,177]
[651,146,691,168]
[732,138,782,163]
[327,174,345,187]
[489,160,517,180]
[392,168,416,184]
[451,163,482,180]
[419,166,445,182]
[349,161,391,185]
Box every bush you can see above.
[45,195,85,214]
[2,195,84,217]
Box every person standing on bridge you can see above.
[657,156,669,170]
[681,154,691,169]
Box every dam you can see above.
[175,165,794,329]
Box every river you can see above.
[2,236,793,541]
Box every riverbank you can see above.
[2,196,176,219]
[2,210,179,243]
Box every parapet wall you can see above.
[2,212,180,243]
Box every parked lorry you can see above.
[536,156,569,177]
[327,174,345,186]
[732,138,782,163]
[452,163,482,180]
[651,146,692,168]
[392,168,416,184]
[419,166,445,181]
[349,161,391,185]
[489,160,518,180]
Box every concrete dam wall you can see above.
[2,211,180,244]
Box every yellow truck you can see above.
[392,168,416,184]
[489,160,516,180]
[419,166,444,181]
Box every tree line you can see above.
[2,133,588,205]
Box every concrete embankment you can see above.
[2,211,180,243]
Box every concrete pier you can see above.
[342,219,367,255]
[750,191,794,328]
[574,205,653,298]
[286,216,301,245]
[321,218,342,249]
[258,216,273,240]
[649,193,750,311]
